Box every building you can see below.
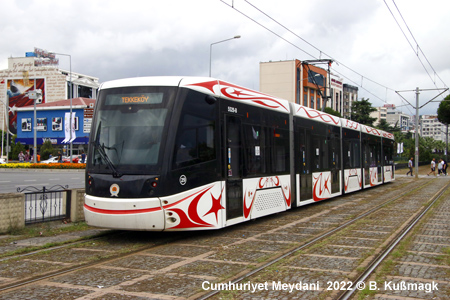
[0,48,99,137]
[260,59,336,111]
[385,104,411,132]
[370,104,411,132]
[15,98,95,155]
[420,115,449,142]
[330,75,343,116]
[343,84,358,119]
[370,106,387,126]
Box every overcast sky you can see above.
[1,0,449,115]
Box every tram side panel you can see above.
[221,99,292,227]
[361,125,383,188]
[164,87,225,230]
[293,105,342,206]
[341,120,363,193]
[382,132,395,183]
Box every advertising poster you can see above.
[7,78,46,134]
[52,117,62,131]
[21,118,31,132]
[36,117,47,131]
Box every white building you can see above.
[370,106,387,126]
[343,84,358,119]
[0,48,99,136]
[421,115,449,142]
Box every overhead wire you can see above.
[221,0,401,106]
[223,0,448,112]
[390,0,448,89]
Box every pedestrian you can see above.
[406,157,413,176]
[427,158,436,176]
[57,151,63,163]
[443,159,447,176]
[81,150,86,163]
[437,159,443,176]
[18,151,25,163]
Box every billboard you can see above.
[7,78,46,134]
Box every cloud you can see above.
[1,0,448,115]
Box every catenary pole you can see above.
[415,87,419,178]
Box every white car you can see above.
[0,157,6,164]
[40,157,59,164]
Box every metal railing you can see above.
[18,185,70,225]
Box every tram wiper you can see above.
[94,122,122,178]
[95,143,122,178]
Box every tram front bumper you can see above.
[84,194,165,231]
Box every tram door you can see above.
[225,115,243,220]
[298,127,312,201]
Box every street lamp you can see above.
[52,52,73,163]
[209,35,241,77]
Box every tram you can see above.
[84,77,395,231]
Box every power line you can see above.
[384,0,448,90]
[221,0,398,105]
[243,0,396,95]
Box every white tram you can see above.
[84,77,395,231]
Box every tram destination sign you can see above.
[105,93,164,105]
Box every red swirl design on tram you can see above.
[167,185,224,229]
[187,80,288,112]
[364,126,381,136]
[345,120,359,130]
[297,106,340,125]
[313,172,331,201]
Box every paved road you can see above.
[0,169,85,193]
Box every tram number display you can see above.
[228,106,238,113]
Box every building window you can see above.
[78,86,93,98]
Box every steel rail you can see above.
[336,180,450,300]
[196,179,434,300]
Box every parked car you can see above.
[40,157,59,164]
[0,157,6,164]
[62,156,79,163]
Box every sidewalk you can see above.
[396,165,450,178]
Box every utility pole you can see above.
[302,59,333,112]
[414,87,419,178]
[396,87,448,178]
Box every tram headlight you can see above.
[87,175,94,193]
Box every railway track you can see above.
[0,176,447,299]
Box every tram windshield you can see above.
[88,86,176,175]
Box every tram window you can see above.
[272,128,289,173]
[243,125,266,176]
[173,90,216,169]
[343,129,361,169]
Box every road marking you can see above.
[24,180,37,182]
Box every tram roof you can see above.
[100,76,291,114]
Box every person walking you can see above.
[437,159,443,176]
[406,157,413,176]
[18,151,25,163]
[427,158,436,176]
[443,159,447,176]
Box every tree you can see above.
[350,98,377,126]
[323,107,342,118]
[40,140,57,160]
[11,135,25,161]
[376,119,391,132]
[437,94,450,125]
